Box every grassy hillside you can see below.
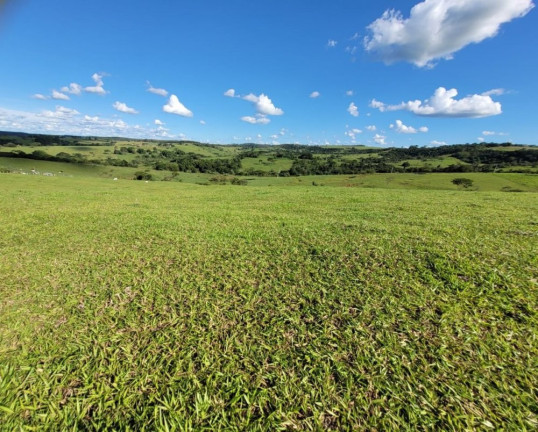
[1,174,537,430]
[2,156,538,192]
[1,132,537,178]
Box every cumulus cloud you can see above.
[327,39,338,47]
[224,88,237,98]
[33,93,48,100]
[430,140,447,146]
[345,128,363,139]
[85,73,107,95]
[113,101,139,114]
[146,81,168,97]
[163,95,193,117]
[154,119,164,125]
[364,0,534,67]
[347,102,359,117]
[243,93,284,116]
[241,115,271,125]
[370,99,386,111]
[370,87,502,118]
[52,90,70,100]
[390,119,428,134]
[373,134,387,145]
[366,125,377,131]
[61,83,82,95]
[310,91,320,98]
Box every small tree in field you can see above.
[452,177,474,188]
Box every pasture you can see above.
[0,174,537,430]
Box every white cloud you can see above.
[346,46,359,56]
[370,99,385,111]
[347,102,359,117]
[327,40,338,47]
[371,87,502,118]
[390,119,428,134]
[224,88,237,98]
[33,93,48,100]
[366,125,377,131]
[478,137,485,142]
[163,94,193,117]
[0,105,181,139]
[243,93,284,116]
[147,81,168,97]
[345,128,363,139]
[61,83,82,95]
[154,119,164,125]
[346,90,354,96]
[482,88,506,97]
[310,91,320,98]
[200,120,206,125]
[482,130,508,137]
[113,101,139,114]
[241,115,271,125]
[364,0,534,67]
[52,90,70,100]
[85,73,107,95]
[110,119,127,129]
[430,140,447,146]
[41,106,80,118]
[374,134,387,145]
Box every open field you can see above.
[1,174,537,430]
[2,156,538,192]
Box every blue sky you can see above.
[0,0,536,146]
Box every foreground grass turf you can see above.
[1,175,537,430]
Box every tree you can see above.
[452,178,474,188]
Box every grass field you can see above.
[240,156,294,173]
[2,156,538,192]
[0,174,537,430]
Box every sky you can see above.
[0,0,536,147]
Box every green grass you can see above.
[2,157,538,192]
[246,172,538,191]
[0,157,154,179]
[1,174,537,430]
[174,143,242,158]
[241,156,294,172]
